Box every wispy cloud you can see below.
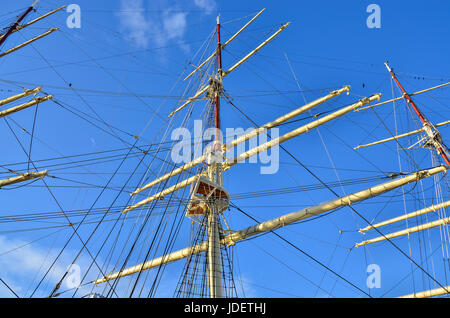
[117,0,152,48]
[0,235,98,298]
[117,0,217,51]
[117,0,188,51]
[161,11,187,42]
[194,0,217,15]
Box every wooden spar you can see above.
[0,6,66,42]
[359,200,450,233]
[0,170,48,188]
[0,28,59,59]
[130,156,205,196]
[354,120,450,149]
[94,241,209,284]
[0,95,53,118]
[0,87,41,107]
[356,82,450,112]
[130,86,350,197]
[183,8,266,81]
[222,166,446,245]
[122,174,201,214]
[168,84,208,117]
[398,286,450,298]
[168,22,290,118]
[223,85,351,151]
[223,94,382,170]
[124,93,379,214]
[356,216,450,247]
[5,6,66,35]
[222,22,290,76]
[94,165,447,284]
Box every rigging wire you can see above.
[223,90,450,296]
[231,203,372,297]
[1,3,450,298]
[0,277,20,298]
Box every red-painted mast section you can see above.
[214,16,223,141]
[0,2,36,48]
[385,62,450,165]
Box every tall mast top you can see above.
[214,15,223,138]
[385,61,450,165]
[384,61,392,72]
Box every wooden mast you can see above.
[183,8,265,81]
[168,22,290,118]
[206,15,224,298]
[0,1,36,48]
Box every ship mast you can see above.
[385,62,450,165]
[0,1,63,189]
[0,1,36,47]
[99,10,450,299]
[206,15,224,298]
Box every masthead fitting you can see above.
[384,61,392,72]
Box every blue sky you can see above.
[0,0,449,298]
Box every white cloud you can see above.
[162,11,187,41]
[0,235,184,297]
[117,0,189,51]
[0,235,99,298]
[117,0,152,48]
[117,0,217,52]
[194,0,217,15]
